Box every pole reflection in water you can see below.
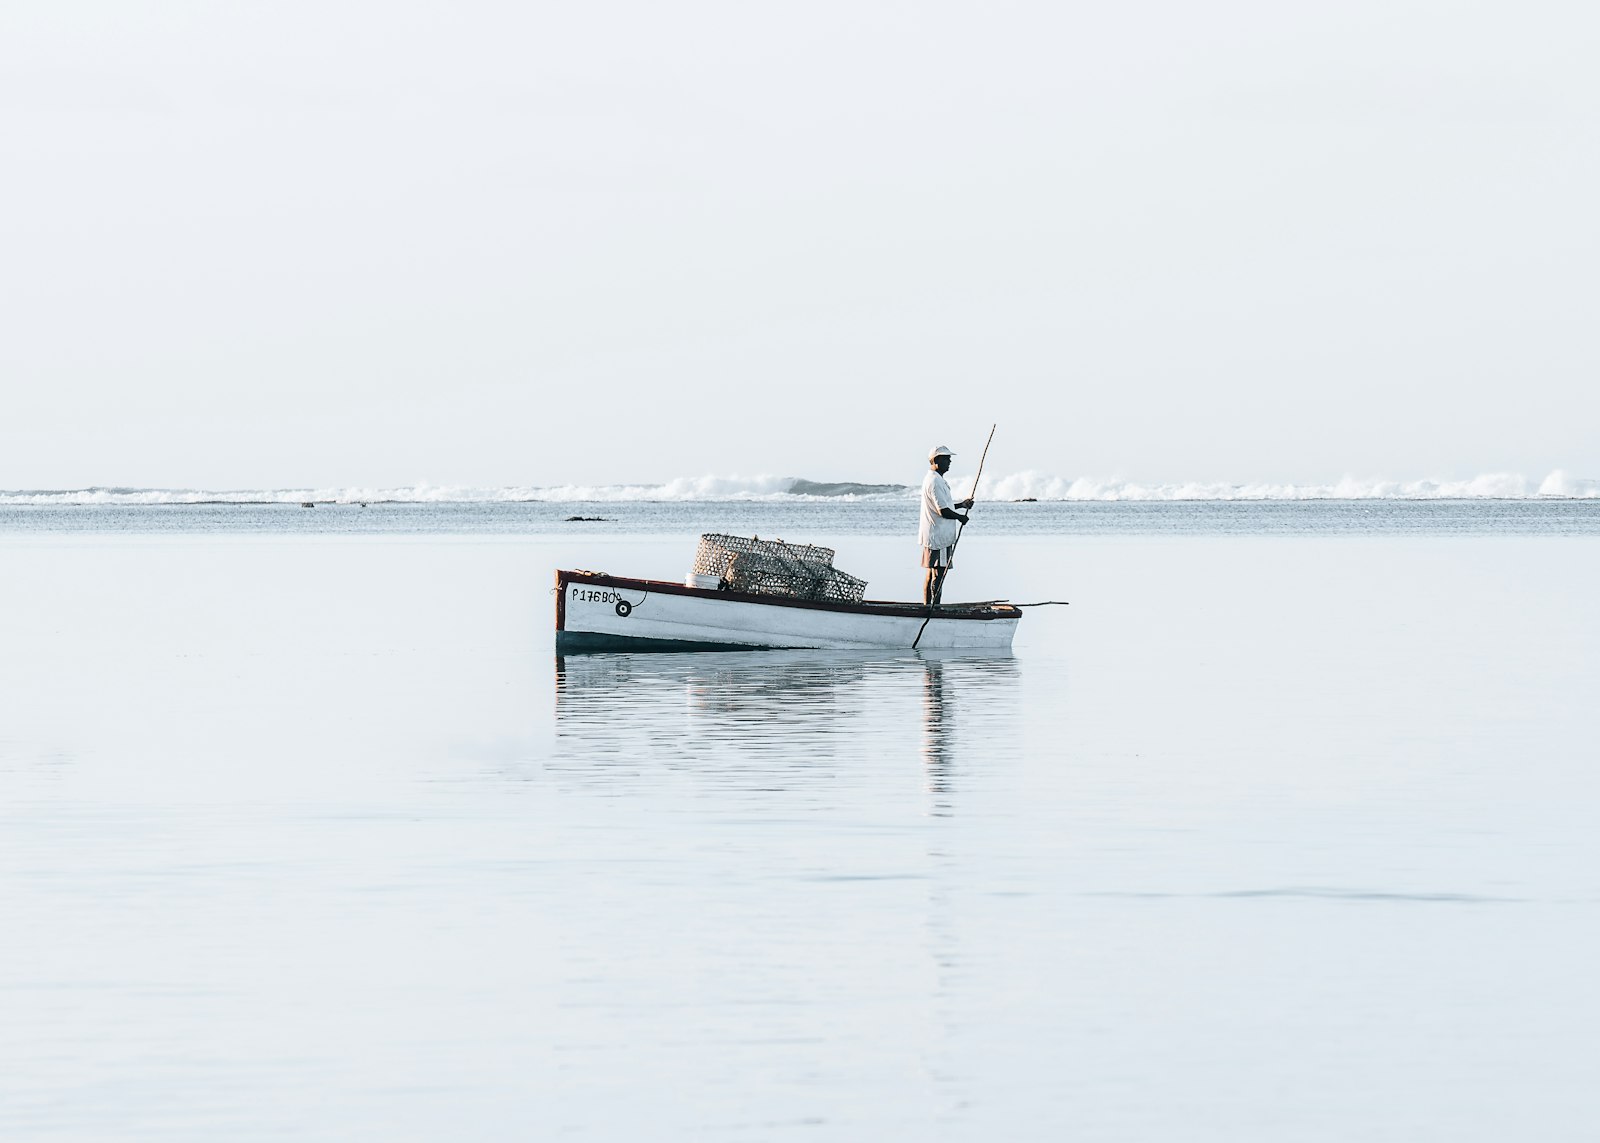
[920,657,955,810]
[551,651,1021,811]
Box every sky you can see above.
[3,0,1597,490]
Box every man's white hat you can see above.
[929,444,955,460]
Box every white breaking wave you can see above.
[3,470,1598,506]
[0,476,888,506]
[975,469,1600,501]
[0,484,529,506]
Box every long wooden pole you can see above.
[949,422,997,563]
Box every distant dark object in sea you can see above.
[1014,497,1038,502]
[787,478,908,497]
[566,515,610,522]
[300,501,315,508]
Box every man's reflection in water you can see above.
[549,651,1021,807]
[921,657,955,813]
[916,654,1024,816]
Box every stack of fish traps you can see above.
[692,534,867,604]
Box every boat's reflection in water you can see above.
[552,651,1020,810]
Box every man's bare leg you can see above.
[923,566,947,606]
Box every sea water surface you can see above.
[2,501,1598,1140]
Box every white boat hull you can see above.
[556,571,1020,653]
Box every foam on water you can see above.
[983,469,1600,501]
[3,470,1597,506]
[0,477,847,506]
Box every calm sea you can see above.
[3,501,1597,1140]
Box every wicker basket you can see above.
[691,534,866,603]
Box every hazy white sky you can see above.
[3,1,1596,489]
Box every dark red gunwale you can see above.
[555,570,1019,623]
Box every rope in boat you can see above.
[913,424,996,650]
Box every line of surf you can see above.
[2,471,1596,506]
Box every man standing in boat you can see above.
[921,445,974,605]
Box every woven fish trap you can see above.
[692,534,866,603]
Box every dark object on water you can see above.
[566,515,609,522]
[300,501,315,508]
[1015,497,1037,502]
[787,478,908,497]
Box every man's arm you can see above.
[932,474,970,524]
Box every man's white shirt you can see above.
[920,470,959,550]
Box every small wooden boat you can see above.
[555,569,1021,653]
